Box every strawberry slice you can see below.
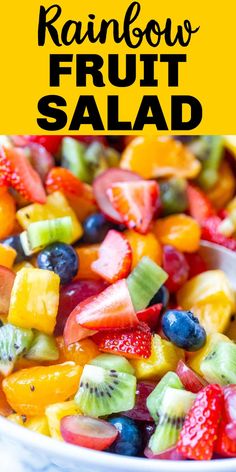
[107,180,159,234]
[0,146,46,204]
[214,385,236,457]
[187,184,215,224]
[46,167,84,197]
[93,322,152,359]
[64,279,138,344]
[177,384,223,460]
[137,303,162,330]
[91,230,132,283]
[64,295,98,345]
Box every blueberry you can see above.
[149,286,169,311]
[37,242,79,285]
[107,416,142,456]
[82,213,115,244]
[0,235,25,263]
[161,309,206,351]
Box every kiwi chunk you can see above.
[61,138,91,183]
[149,387,196,454]
[147,372,183,423]
[26,331,59,362]
[20,231,41,256]
[201,341,236,385]
[90,354,134,375]
[0,324,33,376]
[27,217,73,249]
[127,256,168,311]
[75,364,136,417]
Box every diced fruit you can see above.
[92,322,152,359]
[144,445,184,460]
[196,136,224,190]
[0,324,33,376]
[56,337,99,366]
[75,245,100,280]
[149,285,169,311]
[201,215,236,251]
[66,191,97,223]
[28,142,55,182]
[26,332,59,362]
[147,372,183,423]
[131,334,184,380]
[61,137,90,182]
[16,191,83,244]
[160,177,188,216]
[189,302,232,334]
[107,180,159,234]
[137,303,162,330]
[187,333,232,376]
[200,342,236,385]
[0,244,16,268]
[82,213,116,245]
[0,266,15,314]
[162,310,206,351]
[149,388,196,454]
[177,384,223,460]
[187,184,215,224]
[64,279,137,342]
[107,416,142,456]
[127,256,168,311]
[25,416,50,436]
[154,214,201,253]
[123,381,155,422]
[37,242,79,285]
[0,383,12,416]
[93,168,141,223]
[125,230,162,269]
[225,315,236,341]
[63,300,98,346]
[206,161,235,210]
[176,361,207,393]
[162,245,189,293]
[46,400,81,440]
[0,192,16,239]
[55,279,107,336]
[45,167,84,196]
[92,230,132,283]
[120,137,201,179]
[215,385,236,457]
[61,415,118,450]
[27,135,63,154]
[75,364,136,417]
[27,217,73,249]
[0,146,46,203]
[3,363,82,415]
[184,252,207,279]
[90,354,134,374]
[8,268,60,335]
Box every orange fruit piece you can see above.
[75,245,101,280]
[0,244,16,268]
[0,378,13,416]
[3,363,82,416]
[207,161,235,210]
[154,214,201,253]
[120,137,201,179]
[0,192,16,239]
[125,230,162,269]
[56,336,99,366]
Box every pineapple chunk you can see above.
[190,302,232,334]
[131,335,184,380]
[16,191,83,244]
[45,400,81,440]
[8,414,50,436]
[188,333,232,376]
[13,261,34,273]
[8,268,60,334]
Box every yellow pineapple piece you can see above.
[8,268,60,334]
[8,414,50,436]
[7,413,25,426]
[45,400,81,440]
[16,191,83,243]
[13,261,34,273]
[131,335,184,380]
[190,302,232,334]
[188,333,232,376]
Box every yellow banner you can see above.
[0,0,235,134]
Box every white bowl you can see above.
[0,416,235,472]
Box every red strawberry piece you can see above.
[177,384,223,460]
[0,146,46,204]
[214,385,236,457]
[162,245,189,293]
[28,143,55,182]
[64,279,138,344]
[187,184,215,224]
[137,303,162,330]
[91,230,132,283]
[201,216,236,251]
[93,322,152,359]
[176,360,207,393]
[93,168,141,223]
[46,167,84,197]
[107,180,159,234]
[184,252,207,279]
[26,136,63,154]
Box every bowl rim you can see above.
[0,416,236,471]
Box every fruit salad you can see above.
[1,134,236,461]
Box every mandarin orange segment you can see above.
[154,214,201,253]
[0,244,16,268]
[56,336,99,366]
[0,379,13,416]
[120,137,201,179]
[2,363,82,416]
[75,244,101,280]
[0,192,16,239]
[206,161,235,210]
[125,230,162,269]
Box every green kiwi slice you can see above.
[149,387,196,454]
[90,354,135,375]
[26,331,59,362]
[0,324,33,376]
[75,364,136,417]
[127,256,168,311]
[201,341,236,385]
[27,217,73,249]
[147,372,184,423]
[61,138,91,183]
